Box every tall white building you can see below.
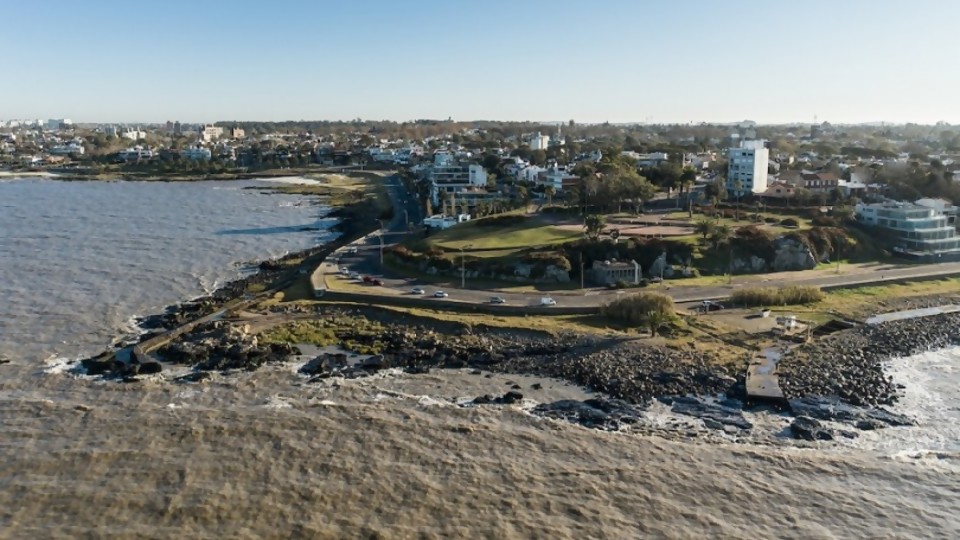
[528,132,550,151]
[726,139,768,197]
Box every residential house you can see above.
[799,171,840,193]
[537,165,579,193]
[761,181,796,199]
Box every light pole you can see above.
[377,219,385,269]
[460,243,473,289]
[579,251,585,290]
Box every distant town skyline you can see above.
[1,0,957,125]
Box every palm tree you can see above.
[584,214,606,240]
[646,309,670,337]
[544,185,555,206]
[694,219,716,239]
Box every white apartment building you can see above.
[117,146,153,161]
[528,132,550,151]
[181,146,212,160]
[726,139,769,197]
[200,124,223,142]
[48,142,85,155]
[121,128,146,141]
[856,200,960,256]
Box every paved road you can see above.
[324,176,960,308]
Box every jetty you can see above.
[745,347,788,406]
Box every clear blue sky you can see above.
[1,0,957,124]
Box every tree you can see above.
[584,214,605,240]
[678,167,697,195]
[544,185,555,206]
[694,219,716,239]
[705,177,727,203]
[530,149,547,166]
[833,204,855,223]
[481,153,502,173]
[646,309,669,337]
[709,223,733,249]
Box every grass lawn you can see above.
[428,218,582,251]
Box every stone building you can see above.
[589,259,641,286]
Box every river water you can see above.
[1,178,958,539]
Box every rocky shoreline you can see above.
[122,301,944,441]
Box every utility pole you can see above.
[378,219,385,269]
[460,243,472,289]
[580,252,585,290]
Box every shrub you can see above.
[764,217,779,224]
[811,215,839,227]
[729,285,825,307]
[601,292,675,335]
[780,218,800,227]
[475,214,528,227]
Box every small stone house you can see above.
[590,259,641,286]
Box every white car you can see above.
[349,272,361,280]
[411,287,425,295]
[433,290,449,298]
[339,266,350,275]
[539,297,557,306]
[490,296,507,304]
[346,247,359,254]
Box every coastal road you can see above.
[324,176,960,308]
[331,250,960,309]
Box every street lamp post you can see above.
[377,219,385,269]
[460,243,473,289]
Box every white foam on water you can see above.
[262,395,295,409]
[417,395,449,407]
[42,356,79,376]
[254,176,324,186]
[837,346,960,470]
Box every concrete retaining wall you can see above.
[318,290,600,316]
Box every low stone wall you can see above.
[318,290,599,316]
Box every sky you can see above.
[1,0,958,125]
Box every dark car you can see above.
[701,300,724,312]
[371,279,383,286]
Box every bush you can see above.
[764,217,779,224]
[475,214,528,227]
[811,215,839,227]
[780,218,800,227]
[601,292,675,335]
[729,285,825,307]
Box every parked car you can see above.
[339,266,350,275]
[434,290,449,298]
[490,296,506,304]
[411,287,425,295]
[346,247,359,254]
[362,276,375,283]
[701,300,724,312]
[539,297,557,306]
[349,272,361,280]
[371,279,383,286]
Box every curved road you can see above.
[322,175,960,308]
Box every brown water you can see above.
[3,367,959,539]
[2,179,958,538]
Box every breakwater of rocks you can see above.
[779,311,960,407]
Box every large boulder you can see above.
[789,416,833,441]
[772,237,817,272]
